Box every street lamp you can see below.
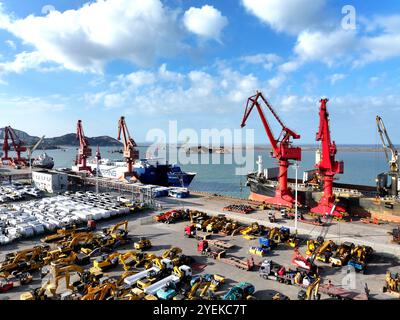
[293,161,299,233]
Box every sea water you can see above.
[30,146,388,199]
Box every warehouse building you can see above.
[32,170,68,193]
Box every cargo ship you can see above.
[86,158,196,187]
[32,153,54,170]
[246,155,400,222]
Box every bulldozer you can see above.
[134,238,152,250]
[162,247,183,260]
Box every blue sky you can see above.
[0,0,400,145]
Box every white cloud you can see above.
[240,53,282,70]
[241,0,326,34]
[294,29,357,65]
[0,0,183,73]
[329,73,346,85]
[5,39,15,50]
[0,51,47,73]
[0,95,65,113]
[278,60,302,73]
[86,65,259,114]
[183,5,228,41]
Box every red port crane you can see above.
[241,91,302,207]
[2,126,27,166]
[75,120,92,173]
[310,98,345,218]
[117,116,139,176]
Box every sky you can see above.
[0,0,399,145]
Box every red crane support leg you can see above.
[274,160,296,207]
[311,175,346,217]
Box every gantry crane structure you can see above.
[240,91,301,207]
[311,98,345,218]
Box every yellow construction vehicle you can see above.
[272,292,290,300]
[187,277,206,300]
[41,225,80,243]
[47,264,84,297]
[383,271,400,297]
[57,232,95,251]
[348,245,373,273]
[306,239,323,256]
[81,281,118,300]
[20,279,51,300]
[49,252,78,267]
[90,252,121,273]
[119,251,139,271]
[136,270,159,290]
[298,278,321,300]
[98,220,129,247]
[162,247,183,260]
[134,238,152,250]
[313,240,337,263]
[119,287,146,300]
[0,245,49,276]
[210,274,225,291]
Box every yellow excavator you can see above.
[298,278,321,300]
[106,220,129,239]
[47,264,84,297]
[20,279,51,300]
[162,247,183,260]
[90,252,121,273]
[81,281,118,300]
[0,245,49,276]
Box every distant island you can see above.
[0,128,122,149]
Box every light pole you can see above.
[293,161,299,233]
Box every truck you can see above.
[124,258,173,286]
[184,225,210,240]
[145,265,192,296]
[259,259,299,285]
[258,237,276,250]
[223,282,255,300]
[197,240,226,259]
[219,256,255,271]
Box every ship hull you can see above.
[86,161,196,188]
[33,163,54,170]
[247,172,400,222]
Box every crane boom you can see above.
[117,116,139,175]
[241,91,301,208]
[311,98,345,218]
[74,120,92,173]
[376,115,399,197]
[1,126,27,165]
[376,116,398,173]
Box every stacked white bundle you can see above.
[0,191,136,245]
